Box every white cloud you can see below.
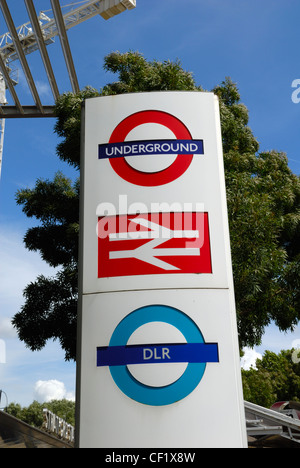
[34,380,75,403]
[35,80,52,99]
[241,347,262,370]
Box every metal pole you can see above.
[0,118,5,178]
[0,72,7,178]
[0,390,8,410]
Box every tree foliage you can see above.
[6,399,75,428]
[101,51,198,95]
[242,349,300,408]
[13,173,79,360]
[12,51,300,361]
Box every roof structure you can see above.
[0,0,136,118]
[0,410,73,448]
[0,0,136,174]
[245,400,300,448]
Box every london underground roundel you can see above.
[106,111,196,187]
[97,305,219,406]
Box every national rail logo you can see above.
[97,212,212,278]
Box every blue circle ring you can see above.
[109,305,206,406]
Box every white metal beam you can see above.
[24,0,60,101]
[50,0,80,94]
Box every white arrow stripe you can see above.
[109,237,200,270]
[109,217,199,241]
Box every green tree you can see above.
[21,400,44,427]
[13,173,79,360]
[6,399,75,427]
[12,52,300,361]
[242,349,300,407]
[5,402,23,419]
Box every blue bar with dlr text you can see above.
[97,342,219,367]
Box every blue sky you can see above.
[1,0,300,406]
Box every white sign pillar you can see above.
[76,92,247,448]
